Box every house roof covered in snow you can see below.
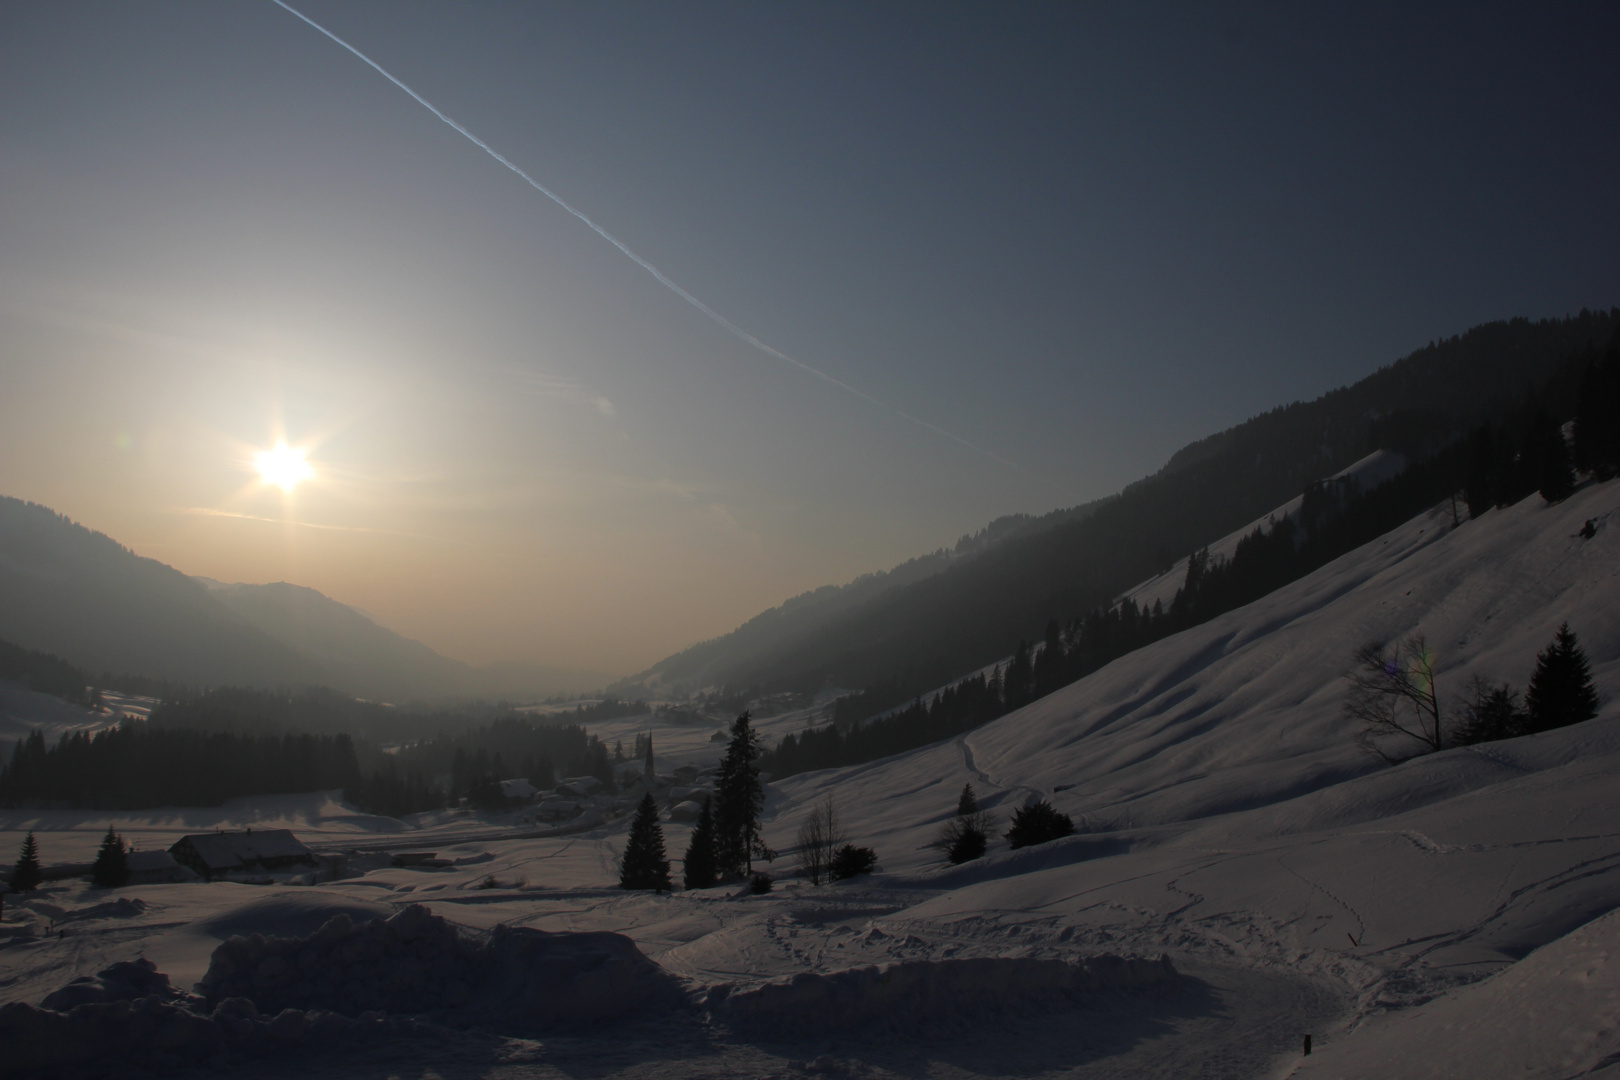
[124,851,181,873]
[168,829,312,871]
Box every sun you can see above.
[255,442,313,492]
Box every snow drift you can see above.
[198,903,681,1024]
[706,953,1178,1038]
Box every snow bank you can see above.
[1,958,435,1076]
[198,892,394,940]
[2,905,687,1074]
[706,953,1177,1038]
[198,904,681,1025]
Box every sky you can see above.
[2,2,1618,679]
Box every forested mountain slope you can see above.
[629,310,1616,702]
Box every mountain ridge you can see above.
[620,309,1618,701]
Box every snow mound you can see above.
[57,896,147,924]
[197,892,394,940]
[198,904,682,1027]
[4,959,430,1075]
[40,957,177,1011]
[706,953,1177,1038]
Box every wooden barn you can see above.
[168,829,315,881]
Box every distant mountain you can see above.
[616,499,1112,696]
[622,309,1618,702]
[0,498,326,690]
[201,580,611,701]
[0,498,606,701]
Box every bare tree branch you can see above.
[1345,634,1443,762]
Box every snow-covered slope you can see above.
[4,481,1617,1078]
[1118,448,1408,613]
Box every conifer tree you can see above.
[714,711,773,878]
[934,782,992,864]
[1005,800,1074,850]
[1574,344,1620,480]
[619,793,671,891]
[10,832,42,893]
[1532,413,1575,502]
[91,826,129,889]
[682,797,718,890]
[1525,623,1600,733]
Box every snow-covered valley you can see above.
[3,480,1618,1079]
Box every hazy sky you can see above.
[3,2,1617,677]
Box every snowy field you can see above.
[2,480,1618,1078]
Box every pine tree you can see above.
[1574,343,1620,480]
[682,797,719,890]
[91,827,129,889]
[1451,678,1527,745]
[1532,413,1575,502]
[619,793,671,891]
[1525,623,1601,733]
[1464,425,1507,518]
[10,832,42,893]
[714,711,773,878]
[934,783,992,864]
[1005,800,1075,850]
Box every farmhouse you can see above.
[167,829,315,881]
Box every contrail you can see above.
[271,0,1060,488]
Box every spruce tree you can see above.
[619,793,671,891]
[1005,800,1075,849]
[1574,343,1620,480]
[682,797,719,890]
[1532,414,1575,502]
[1525,623,1600,733]
[11,832,42,893]
[91,827,129,889]
[935,783,991,864]
[714,711,772,878]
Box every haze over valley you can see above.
[3,6,1619,1079]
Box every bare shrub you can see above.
[797,794,844,885]
[1346,635,1443,762]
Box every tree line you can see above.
[0,703,618,818]
[0,725,362,809]
[762,442,1471,778]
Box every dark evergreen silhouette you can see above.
[828,844,877,880]
[90,827,129,889]
[619,793,671,891]
[10,832,42,892]
[682,797,719,890]
[714,712,772,878]
[1451,678,1528,745]
[1005,801,1074,849]
[0,725,361,809]
[1529,412,1575,502]
[934,783,992,864]
[1525,623,1600,734]
[1574,340,1620,479]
